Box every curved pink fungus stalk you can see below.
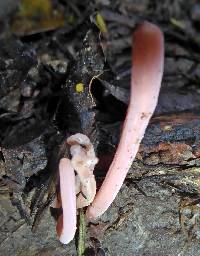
[56,158,76,244]
[86,21,164,219]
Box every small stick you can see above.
[78,209,86,256]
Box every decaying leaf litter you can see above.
[0,0,200,255]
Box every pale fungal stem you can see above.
[56,158,76,244]
[86,21,164,220]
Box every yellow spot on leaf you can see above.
[76,83,84,93]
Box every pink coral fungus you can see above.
[56,21,164,244]
[56,134,98,244]
[86,21,164,220]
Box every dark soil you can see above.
[0,0,200,255]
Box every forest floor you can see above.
[0,0,200,255]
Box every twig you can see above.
[78,209,86,256]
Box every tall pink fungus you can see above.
[56,158,76,244]
[86,21,164,219]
